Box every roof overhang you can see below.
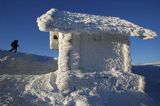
[37,8,157,40]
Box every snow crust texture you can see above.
[78,33,131,72]
[0,50,57,75]
[0,50,157,106]
[37,8,157,39]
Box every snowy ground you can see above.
[132,64,160,106]
[0,50,57,75]
[0,50,58,105]
[0,50,159,106]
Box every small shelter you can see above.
[37,8,156,73]
[37,9,157,105]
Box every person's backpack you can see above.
[11,42,14,47]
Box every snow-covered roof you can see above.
[37,8,157,39]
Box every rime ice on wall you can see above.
[56,32,72,90]
[54,32,130,72]
[54,31,132,91]
[69,32,81,70]
[79,33,130,72]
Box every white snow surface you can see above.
[37,8,157,39]
[0,50,57,74]
[0,50,157,106]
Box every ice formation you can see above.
[37,8,157,40]
[36,8,158,106]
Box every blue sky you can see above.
[0,0,159,64]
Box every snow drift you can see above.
[0,50,57,75]
[0,50,157,106]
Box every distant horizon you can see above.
[0,48,159,65]
[0,0,159,64]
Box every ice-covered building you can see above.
[37,9,157,105]
[37,8,156,73]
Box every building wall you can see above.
[54,31,131,90]
[69,32,81,70]
[70,32,131,72]
[53,31,130,73]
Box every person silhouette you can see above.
[9,40,19,53]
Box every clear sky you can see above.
[0,0,159,64]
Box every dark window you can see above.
[54,35,58,39]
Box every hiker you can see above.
[9,40,19,53]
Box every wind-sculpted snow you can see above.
[37,8,157,39]
[0,50,158,106]
[53,70,156,106]
[0,70,155,106]
[0,50,57,75]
